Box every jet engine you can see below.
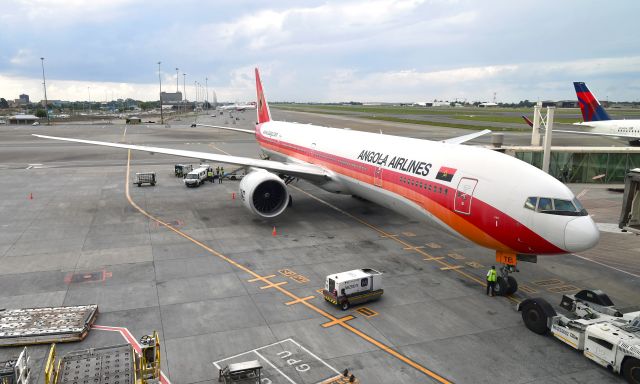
[239,170,289,218]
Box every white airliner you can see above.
[219,102,256,112]
[34,68,600,296]
[524,82,640,146]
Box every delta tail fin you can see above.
[255,68,271,124]
[521,115,534,127]
[573,82,611,122]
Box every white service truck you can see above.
[323,268,383,310]
[517,289,640,383]
[184,167,209,187]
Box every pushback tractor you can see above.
[517,289,640,383]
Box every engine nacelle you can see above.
[239,170,289,218]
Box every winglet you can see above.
[573,82,611,122]
[255,68,271,124]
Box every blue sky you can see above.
[1,0,639,103]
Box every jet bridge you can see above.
[619,168,640,234]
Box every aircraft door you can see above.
[374,167,383,187]
[454,177,478,215]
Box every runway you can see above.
[0,111,638,383]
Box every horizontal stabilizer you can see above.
[442,129,491,145]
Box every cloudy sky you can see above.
[1,0,639,103]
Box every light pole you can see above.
[175,68,179,93]
[40,57,50,125]
[88,87,91,114]
[158,61,164,124]
[183,73,187,114]
[205,77,209,110]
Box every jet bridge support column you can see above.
[542,107,555,174]
[531,102,542,146]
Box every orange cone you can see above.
[272,226,277,236]
[28,192,33,200]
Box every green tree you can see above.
[0,98,8,108]
[35,109,47,118]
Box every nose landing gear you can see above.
[494,251,519,296]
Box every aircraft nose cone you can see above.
[564,216,600,253]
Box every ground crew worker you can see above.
[207,168,214,183]
[215,166,220,180]
[486,266,497,296]
[219,166,224,183]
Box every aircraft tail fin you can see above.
[255,68,272,124]
[521,115,534,127]
[573,82,611,122]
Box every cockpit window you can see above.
[524,196,588,216]
[537,198,553,212]
[553,199,576,212]
[524,197,537,210]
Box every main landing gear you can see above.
[494,251,519,296]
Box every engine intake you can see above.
[239,170,289,218]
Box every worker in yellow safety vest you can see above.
[486,266,497,296]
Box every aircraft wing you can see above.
[32,134,328,180]
[192,123,255,134]
[442,129,491,144]
[553,129,624,138]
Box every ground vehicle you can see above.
[517,290,640,383]
[134,172,156,187]
[175,164,193,178]
[323,268,383,310]
[32,121,40,126]
[218,360,262,384]
[184,167,208,187]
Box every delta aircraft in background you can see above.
[522,82,640,146]
[34,68,599,297]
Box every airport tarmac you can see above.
[0,111,638,383]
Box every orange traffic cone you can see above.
[28,192,33,200]
[272,226,277,236]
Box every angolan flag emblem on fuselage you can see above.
[435,166,456,182]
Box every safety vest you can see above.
[208,171,213,177]
[487,269,497,282]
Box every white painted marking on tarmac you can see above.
[572,253,640,279]
[596,222,632,234]
[288,338,340,374]
[576,188,589,199]
[254,350,297,384]
[26,163,42,170]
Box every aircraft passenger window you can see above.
[428,185,432,191]
[444,189,448,195]
[537,198,553,212]
[524,197,537,210]
[439,187,442,193]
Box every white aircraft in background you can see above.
[523,82,640,146]
[34,68,599,298]
[218,102,256,112]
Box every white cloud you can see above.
[10,49,34,65]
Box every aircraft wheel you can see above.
[506,276,518,295]
[494,276,509,296]
[622,357,640,384]
[341,301,350,311]
[521,298,556,335]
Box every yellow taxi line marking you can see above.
[447,253,465,260]
[425,242,442,249]
[290,185,522,305]
[260,281,288,290]
[403,246,425,251]
[321,315,355,328]
[285,296,315,306]
[355,307,378,318]
[440,265,464,271]
[423,257,444,261]
[316,288,324,294]
[125,150,452,384]
[248,274,276,283]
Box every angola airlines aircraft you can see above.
[523,82,640,146]
[34,68,599,296]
